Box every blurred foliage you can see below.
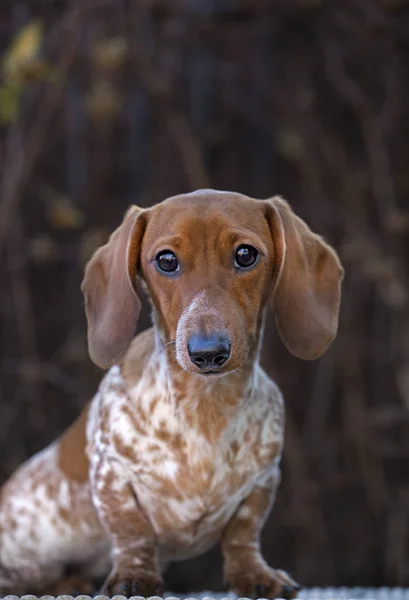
[0,19,60,123]
[3,19,43,79]
[0,0,409,592]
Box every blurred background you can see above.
[0,0,408,591]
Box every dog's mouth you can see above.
[190,360,241,377]
[200,369,223,376]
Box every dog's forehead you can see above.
[145,190,268,240]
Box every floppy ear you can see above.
[265,197,344,360]
[81,205,147,369]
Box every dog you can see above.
[0,190,343,598]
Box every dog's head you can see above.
[82,190,344,374]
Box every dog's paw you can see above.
[227,566,301,599]
[101,568,164,598]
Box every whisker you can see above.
[159,340,176,352]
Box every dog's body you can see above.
[0,191,343,598]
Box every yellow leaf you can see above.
[91,37,128,71]
[3,20,43,80]
[47,195,85,230]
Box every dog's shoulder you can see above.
[246,365,285,454]
[85,328,166,465]
[254,365,284,416]
[56,330,156,484]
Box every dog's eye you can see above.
[235,245,259,269]
[155,250,179,273]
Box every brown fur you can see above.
[58,403,90,484]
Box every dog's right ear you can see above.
[81,206,147,369]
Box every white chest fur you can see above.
[86,363,283,559]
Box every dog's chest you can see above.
[89,366,282,552]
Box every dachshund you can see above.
[0,190,343,598]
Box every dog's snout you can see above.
[187,333,231,370]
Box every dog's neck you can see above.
[152,342,258,442]
[121,313,266,443]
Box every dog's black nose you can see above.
[187,333,231,370]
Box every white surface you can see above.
[3,590,409,600]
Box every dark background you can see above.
[0,0,409,591]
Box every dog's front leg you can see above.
[91,459,163,597]
[221,470,300,600]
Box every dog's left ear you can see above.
[81,205,147,369]
[265,197,344,360]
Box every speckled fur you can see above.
[89,346,282,562]
[0,190,343,598]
